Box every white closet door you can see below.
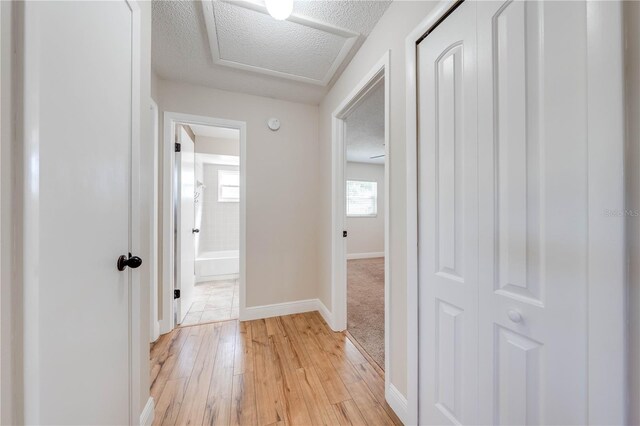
[417,1,625,425]
[476,1,591,423]
[417,1,478,424]
[21,2,136,423]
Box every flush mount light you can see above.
[265,0,293,20]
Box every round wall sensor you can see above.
[267,118,281,131]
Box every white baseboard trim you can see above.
[151,320,160,343]
[347,252,384,260]
[241,298,336,325]
[158,318,171,336]
[386,384,407,425]
[239,297,339,336]
[140,397,155,426]
[241,298,320,321]
[316,299,337,331]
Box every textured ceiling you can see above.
[152,0,391,104]
[346,82,384,164]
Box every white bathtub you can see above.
[196,250,239,282]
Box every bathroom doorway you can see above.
[184,124,241,325]
[161,113,246,332]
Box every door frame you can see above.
[161,112,247,333]
[331,51,390,384]
[150,98,160,343]
[128,3,142,424]
[405,1,627,424]
[0,1,15,423]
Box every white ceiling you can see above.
[346,81,384,164]
[189,124,240,139]
[152,0,391,105]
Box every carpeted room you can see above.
[344,82,386,369]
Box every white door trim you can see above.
[150,98,160,343]
[0,1,15,423]
[584,2,626,421]
[126,2,142,423]
[405,1,627,424]
[331,50,390,391]
[162,112,247,332]
[405,5,457,423]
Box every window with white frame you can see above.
[346,180,377,217]
[218,169,239,202]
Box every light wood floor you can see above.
[150,311,402,426]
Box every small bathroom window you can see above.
[218,169,240,202]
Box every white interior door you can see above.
[417,1,624,424]
[176,126,196,323]
[21,1,137,423]
[476,2,592,423]
[417,2,479,423]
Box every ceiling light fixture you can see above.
[265,0,293,20]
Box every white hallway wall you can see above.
[196,135,239,157]
[346,162,384,257]
[319,0,439,398]
[154,78,320,308]
[626,1,640,424]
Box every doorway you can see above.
[184,124,241,325]
[344,81,386,369]
[162,113,246,333]
[332,51,390,378]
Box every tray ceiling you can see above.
[203,1,359,85]
[152,0,391,104]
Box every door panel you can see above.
[418,0,599,424]
[22,2,134,423]
[417,2,478,424]
[176,127,195,323]
[477,1,589,423]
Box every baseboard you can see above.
[240,298,339,334]
[347,252,384,260]
[386,384,407,425]
[151,320,160,343]
[241,298,328,322]
[316,299,337,331]
[158,318,172,335]
[140,397,155,426]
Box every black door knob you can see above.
[117,254,143,271]
[192,228,200,234]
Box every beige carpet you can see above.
[347,257,385,368]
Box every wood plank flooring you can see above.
[150,311,402,426]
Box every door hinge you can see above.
[175,142,181,152]
[174,289,181,299]
[343,230,348,238]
